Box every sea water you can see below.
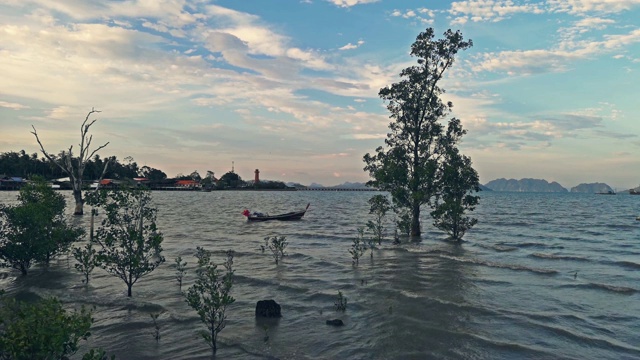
[0,191,638,359]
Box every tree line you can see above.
[0,150,164,182]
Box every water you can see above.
[1,191,639,359]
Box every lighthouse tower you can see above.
[254,169,260,184]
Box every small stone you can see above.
[326,319,344,326]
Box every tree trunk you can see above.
[410,202,421,237]
[127,283,132,297]
[73,189,83,215]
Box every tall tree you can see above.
[31,108,110,215]
[363,28,474,237]
[85,187,165,297]
[0,178,83,275]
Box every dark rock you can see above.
[255,300,282,318]
[326,319,344,326]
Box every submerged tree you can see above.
[431,145,480,241]
[86,187,165,297]
[31,108,110,215]
[0,178,83,274]
[185,247,235,355]
[363,28,476,237]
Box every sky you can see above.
[1,0,639,188]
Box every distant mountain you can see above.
[308,182,324,188]
[478,184,492,191]
[570,183,613,193]
[484,178,568,192]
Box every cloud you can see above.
[339,40,365,50]
[471,28,640,75]
[448,0,544,24]
[547,0,640,14]
[574,17,615,29]
[328,0,379,7]
[0,101,29,110]
[391,8,435,24]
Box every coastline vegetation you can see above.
[0,177,83,275]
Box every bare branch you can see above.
[31,125,71,176]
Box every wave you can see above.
[501,242,565,250]
[588,283,637,294]
[614,260,640,270]
[438,254,558,275]
[530,253,590,262]
[560,282,637,294]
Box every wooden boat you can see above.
[242,203,310,222]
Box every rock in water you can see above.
[255,299,282,318]
[326,319,344,326]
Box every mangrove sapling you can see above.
[73,241,97,284]
[85,187,165,297]
[366,194,390,246]
[334,291,347,312]
[150,312,161,341]
[266,236,288,265]
[175,256,187,291]
[185,248,235,355]
[348,228,366,266]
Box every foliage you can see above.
[334,291,347,312]
[184,247,235,355]
[0,178,83,275]
[31,108,110,215]
[218,171,244,189]
[431,149,480,241]
[175,255,187,291]
[348,228,366,266]
[365,194,391,252]
[138,165,167,181]
[200,170,216,189]
[265,236,288,265]
[73,241,97,284]
[0,295,92,360]
[363,28,475,237]
[85,186,165,297]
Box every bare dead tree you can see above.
[31,108,110,215]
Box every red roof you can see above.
[176,180,199,186]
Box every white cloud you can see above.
[328,0,379,7]
[0,101,29,110]
[548,0,640,14]
[339,40,364,50]
[575,17,615,29]
[472,28,640,75]
[449,0,544,24]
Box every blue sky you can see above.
[1,0,639,188]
